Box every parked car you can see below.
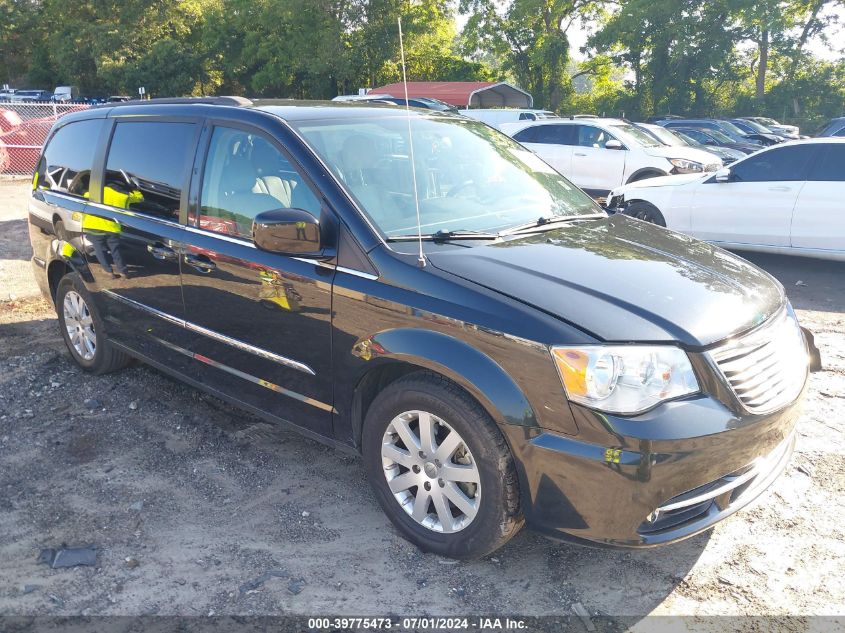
[743,116,800,138]
[52,86,80,102]
[671,127,761,155]
[634,122,745,165]
[502,117,721,198]
[733,117,797,141]
[0,104,85,172]
[816,117,845,137]
[645,114,683,123]
[607,139,845,261]
[727,118,784,145]
[0,88,17,102]
[458,108,558,129]
[30,98,811,558]
[0,108,23,133]
[0,116,54,172]
[11,89,53,102]
[660,118,765,147]
[344,96,458,112]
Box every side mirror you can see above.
[253,208,321,255]
[714,167,732,183]
[605,139,624,150]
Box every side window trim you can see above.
[101,114,202,225]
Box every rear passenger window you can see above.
[513,126,542,143]
[103,121,196,220]
[198,127,320,240]
[514,124,574,145]
[809,145,845,181]
[34,119,105,199]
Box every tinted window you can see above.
[35,119,105,199]
[809,144,845,181]
[513,126,542,143]
[199,127,320,239]
[514,124,575,145]
[730,145,817,182]
[103,121,196,219]
[577,125,614,148]
[834,127,845,137]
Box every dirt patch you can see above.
[0,181,843,622]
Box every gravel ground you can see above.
[1,179,844,626]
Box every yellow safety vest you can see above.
[60,242,78,258]
[102,185,143,210]
[82,214,122,234]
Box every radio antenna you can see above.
[398,16,426,268]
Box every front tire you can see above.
[56,274,131,374]
[625,201,667,227]
[362,372,523,559]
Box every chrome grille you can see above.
[709,309,808,413]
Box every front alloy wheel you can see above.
[363,372,523,559]
[381,410,480,533]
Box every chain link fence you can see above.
[0,102,91,176]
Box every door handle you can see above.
[147,243,176,260]
[768,186,790,192]
[574,152,587,157]
[184,253,216,273]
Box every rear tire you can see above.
[625,201,667,227]
[362,371,523,559]
[55,274,131,374]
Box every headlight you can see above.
[669,158,704,173]
[551,345,699,414]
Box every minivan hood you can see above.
[642,145,722,165]
[428,216,783,347]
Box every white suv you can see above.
[501,118,722,198]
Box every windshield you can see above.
[608,123,661,147]
[736,119,771,133]
[291,115,601,238]
[639,125,684,146]
[697,128,735,144]
[716,120,750,140]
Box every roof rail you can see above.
[97,96,253,108]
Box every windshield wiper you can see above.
[387,229,499,242]
[499,214,602,236]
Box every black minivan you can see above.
[29,97,810,558]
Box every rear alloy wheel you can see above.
[63,290,97,361]
[363,372,523,559]
[56,274,131,374]
[625,201,666,227]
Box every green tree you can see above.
[460,0,601,110]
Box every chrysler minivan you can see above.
[29,98,810,558]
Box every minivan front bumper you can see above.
[501,391,802,547]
